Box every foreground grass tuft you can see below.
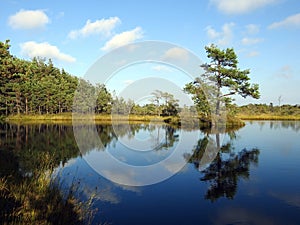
[0,152,98,225]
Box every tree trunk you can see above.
[5,99,8,116]
[25,97,28,114]
[215,63,221,116]
[16,124,21,150]
[216,133,220,149]
[25,124,28,143]
[16,92,21,115]
[215,98,220,116]
[47,94,50,114]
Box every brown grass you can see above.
[236,113,300,121]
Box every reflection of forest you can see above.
[0,122,264,223]
[77,123,179,153]
[0,123,180,177]
[0,122,181,223]
[185,129,260,202]
[0,123,87,224]
[250,120,300,132]
[151,125,179,150]
[114,123,179,147]
[0,123,79,176]
[269,121,300,132]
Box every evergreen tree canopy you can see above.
[185,44,260,116]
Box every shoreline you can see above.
[236,114,300,121]
[3,113,240,127]
[3,113,300,126]
[4,114,179,125]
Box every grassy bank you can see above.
[5,113,165,123]
[226,115,246,127]
[5,113,247,129]
[236,113,300,120]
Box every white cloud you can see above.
[101,169,141,186]
[68,17,121,39]
[210,0,278,14]
[123,80,134,85]
[269,192,300,208]
[56,11,65,19]
[268,13,300,29]
[214,207,280,225]
[218,23,235,45]
[152,65,173,72]
[20,41,76,63]
[101,27,143,51]
[124,44,140,52]
[206,23,235,46]
[206,26,220,39]
[8,9,49,29]
[275,65,293,79]
[162,47,189,62]
[241,37,264,45]
[245,24,260,35]
[247,51,260,57]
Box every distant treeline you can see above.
[237,103,300,116]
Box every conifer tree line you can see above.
[1,39,263,118]
[0,40,180,116]
[1,40,79,115]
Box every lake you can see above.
[0,121,300,224]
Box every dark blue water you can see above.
[1,121,299,224]
[56,121,300,225]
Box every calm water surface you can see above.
[0,121,299,224]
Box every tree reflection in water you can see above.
[185,130,260,202]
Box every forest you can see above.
[0,40,182,119]
[1,39,299,122]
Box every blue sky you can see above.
[1,0,300,105]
